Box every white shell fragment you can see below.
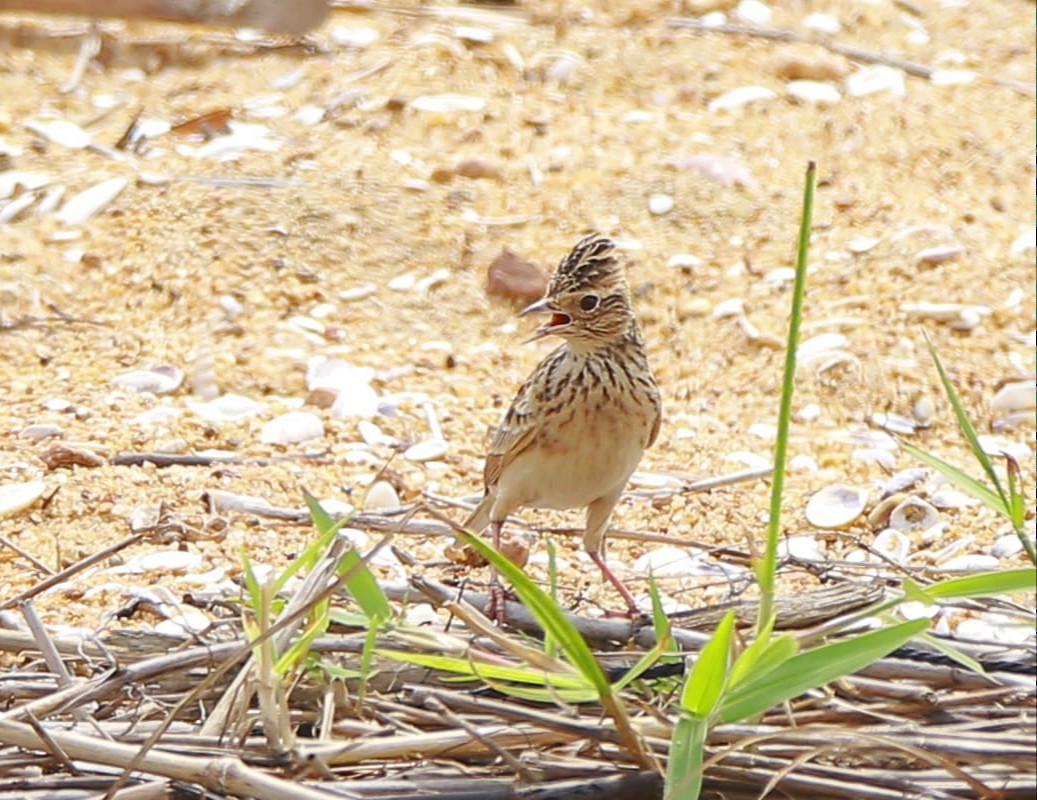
[873,528,911,563]
[846,65,906,97]
[803,12,841,34]
[847,236,880,254]
[632,546,714,578]
[708,86,777,112]
[976,435,1031,463]
[888,497,939,533]
[930,69,977,86]
[779,535,824,561]
[110,550,203,575]
[805,484,869,529]
[187,393,265,423]
[0,170,50,199]
[260,411,325,445]
[734,0,772,25]
[990,533,1024,560]
[0,192,38,223]
[900,302,991,329]
[112,365,184,394]
[358,420,396,447]
[25,118,92,148]
[309,358,380,418]
[180,122,280,161]
[364,480,401,512]
[0,481,47,517]
[410,94,486,113]
[916,244,964,266]
[330,24,379,48]
[404,439,448,463]
[787,80,842,104]
[55,177,128,226]
[990,381,1034,413]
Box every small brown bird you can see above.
[466,234,662,618]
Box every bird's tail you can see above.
[463,493,492,533]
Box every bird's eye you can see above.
[579,294,599,311]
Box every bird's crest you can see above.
[547,234,625,297]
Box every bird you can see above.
[465,233,662,619]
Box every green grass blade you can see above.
[665,711,708,800]
[922,333,1011,508]
[611,632,676,692]
[923,567,1037,599]
[729,628,798,689]
[305,492,391,622]
[680,610,735,716]
[335,547,392,622]
[758,160,817,635]
[916,631,985,674]
[454,529,611,694]
[377,648,592,690]
[720,619,928,722]
[897,440,1007,516]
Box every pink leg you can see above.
[589,551,641,617]
[487,520,507,624]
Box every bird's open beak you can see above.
[520,297,571,341]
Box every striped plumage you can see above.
[466,234,661,617]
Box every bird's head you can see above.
[521,234,634,347]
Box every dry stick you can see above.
[0,0,329,34]
[421,694,534,781]
[19,601,108,735]
[665,17,1034,96]
[101,522,399,799]
[0,534,55,575]
[0,717,353,800]
[0,534,143,611]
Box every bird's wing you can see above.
[483,347,564,489]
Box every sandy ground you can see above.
[0,0,1033,634]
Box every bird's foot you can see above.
[486,583,508,626]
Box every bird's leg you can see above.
[487,519,507,625]
[589,550,641,617]
[584,491,641,616]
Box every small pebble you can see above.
[648,193,674,215]
[486,249,549,303]
[20,424,65,440]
